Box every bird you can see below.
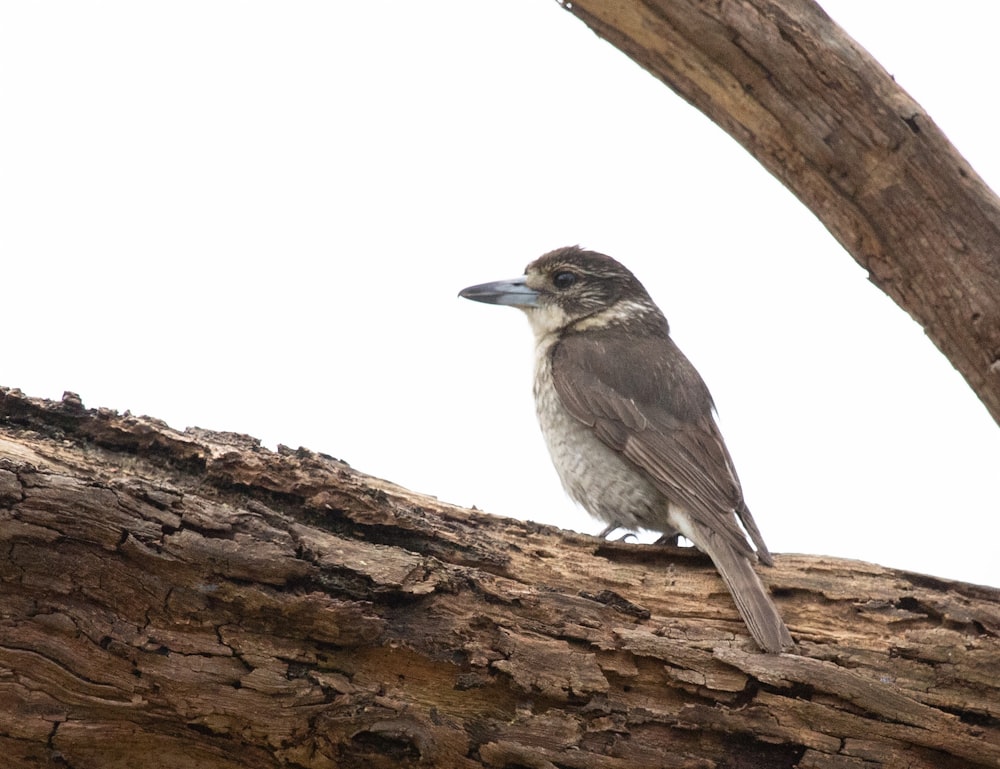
[459,245,793,653]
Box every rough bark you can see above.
[559,0,1000,426]
[1,387,997,768]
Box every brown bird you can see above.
[459,246,793,653]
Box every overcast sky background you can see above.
[3,2,999,588]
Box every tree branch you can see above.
[560,0,1000,425]
[1,388,998,767]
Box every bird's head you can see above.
[459,246,663,338]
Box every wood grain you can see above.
[1,388,997,767]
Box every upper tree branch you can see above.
[561,0,1000,425]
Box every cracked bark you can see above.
[560,0,1000,426]
[1,388,998,769]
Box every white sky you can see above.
[3,2,998,588]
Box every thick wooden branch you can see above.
[1,388,998,768]
[560,0,1000,426]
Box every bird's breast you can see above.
[532,340,665,531]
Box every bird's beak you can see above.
[458,277,540,308]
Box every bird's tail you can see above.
[701,532,793,653]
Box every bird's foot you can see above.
[595,523,638,542]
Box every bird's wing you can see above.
[551,329,756,558]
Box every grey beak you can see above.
[458,277,540,308]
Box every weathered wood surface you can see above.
[560,0,1000,426]
[1,387,997,768]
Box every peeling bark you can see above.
[1,388,997,768]
[560,0,1000,426]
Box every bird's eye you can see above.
[552,271,577,290]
